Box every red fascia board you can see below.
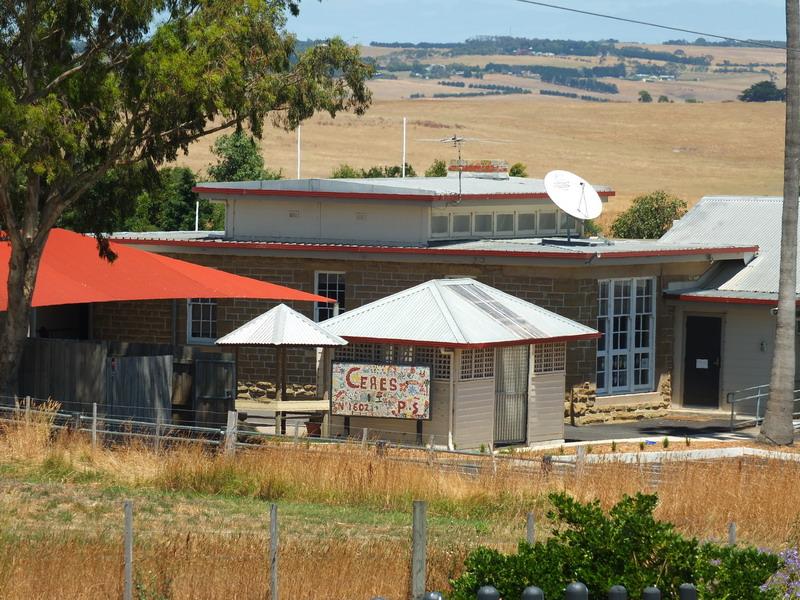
[115,238,758,262]
[669,293,799,306]
[337,332,601,349]
[192,186,616,201]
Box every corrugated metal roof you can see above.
[320,278,598,347]
[195,176,613,198]
[112,232,754,261]
[661,196,798,296]
[216,304,347,347]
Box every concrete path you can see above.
[564,415,754,443]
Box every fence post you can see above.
[522,586,544,599]
[91,403,98,451]
[728,521,737,546]
[224,410,238,456]
[608,585,628,600]
[727,392,736,431]
[269,503,278,600]
[565,582,588,600]
[642,587,661,600]
[678,583,698,600]
[155,412,162,453]
[526,512,536,544]
[293,421,300,444]
[73,412,81,433]
[476,586,500,600]
[361,428,369,449]
[123,500,133,600]
[24,396,31,423]
[411,500,427,600]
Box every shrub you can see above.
[762,548,800,598]
[450,492,780,600]
[610,190,687,239]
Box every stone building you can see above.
[39,171,757,420]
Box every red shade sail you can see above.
[0,229,332,310]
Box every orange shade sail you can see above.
[0,229,332,310]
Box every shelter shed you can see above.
[320,278,597,449]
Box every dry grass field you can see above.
[1,415,800,598]
[177,98,784,229]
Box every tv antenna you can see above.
[544,170,604,242]
[419,135,508,203]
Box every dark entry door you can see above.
[683,316,722,408]
[494,346,528,446]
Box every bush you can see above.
[450,492,780,600]
[425,159,448,177]
[610,190,687,239]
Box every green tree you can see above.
[330,163,416,178]
[207,131,281,181]
[330,164,361,178]
[658,95,670,103]
[509,162,528,177]
[0,1,372,392]
[639,90,653,103]
[761,0,799,445]
[739,80,786,102]
[425,158,448,177]
[610,191,687,239]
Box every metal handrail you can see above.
[726,383,800,431]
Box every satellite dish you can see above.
[544,170,603,221]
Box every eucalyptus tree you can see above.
[761,0,799,445]
[0,1,372,392]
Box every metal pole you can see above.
[24,396,30,423]
[155,411,162,453]
[123,500,133,600]
[526,512,535,544]
[269,503,279,600]
[296,125,301,179]
[194,201,199,232]
[402,117,407,177]
[411,500,427,600]
[91,402,98,451]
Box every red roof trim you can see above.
[669,293,799,306]
[115,238,758,262]
[192,186,616,201]
[337,333,601,349]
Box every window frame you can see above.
[430,213,450,238]
[314,271,346,322]
[538,210,557,234]
[186,298,218,345]
[596,277,656,395]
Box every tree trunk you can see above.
[761,0,800,445]
[0,236,46,400]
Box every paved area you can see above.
[564,416,755,443]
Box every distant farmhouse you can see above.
[33,163,763,421]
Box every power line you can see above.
[511,0,787,51]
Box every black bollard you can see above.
[565,582,589,600]
[522,586,544,600]
[678,584,697,600]
[608,585,628,600]
[477,586,500,600]
[642,587,661,600]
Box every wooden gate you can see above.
[106,355,173,423]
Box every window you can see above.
[431,215,449,237]
[452,214,472,236]
[539,211,557,232]
[460,348,495,380]
[496,213,514,235]
[596,278,655,395]
[474,214,493,235]
[518,213,536,234]
[533,343,566,374]
[315,272,345,322]
[187,298,217,344]
[559,212,576,232]
[333,343,452,380]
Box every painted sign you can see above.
[331,362,430,420]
